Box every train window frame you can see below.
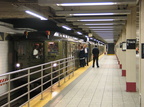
[47,41,59,54]
[32,42,44,59]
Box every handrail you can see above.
[0,57,74,77]
[0,56,77,107]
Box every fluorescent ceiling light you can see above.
[94,31,120,32]
[85,23,114,25]
[85,35,88,37]
[71,13,114,16]
[91,29,115,30]
[25,10,48,20]
[89,27,114,28]
[62,26,71,30]
[80,19,114,21]
[56,2,116,6]
[77,32,82,35]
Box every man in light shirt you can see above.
[84,44,89,66]
[33,44,39,59]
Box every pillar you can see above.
[117,36,122,66]
[119,36,123,69]
[125,6,136,92]
[139,0,144,106]
[121,28,126,76]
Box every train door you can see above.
[14,41,29,69]
[67,42,72,57]
[59,40,66,58]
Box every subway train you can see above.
[8,31,104,71]
[7,31,105,88]
[0,31,105,106]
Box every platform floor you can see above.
[44,55,140,107]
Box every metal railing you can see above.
[0,57,76,107]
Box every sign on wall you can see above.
[122,42,127,51]
[127,39,136,49]
[142,43,144,59]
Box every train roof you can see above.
[7,31,62,41]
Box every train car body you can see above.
[8,31,88,88]
[0,31,105,106]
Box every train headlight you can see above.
[53,63,57,67]
[16,63,21,68]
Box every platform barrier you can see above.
[0,57,76,107]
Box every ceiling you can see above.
[0,0,138,43]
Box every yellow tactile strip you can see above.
[22,54,103,107]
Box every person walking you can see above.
[92,45,99,68]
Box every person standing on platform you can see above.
[92,45,100,68]
[84,44,89,66]
[79,46,86,67]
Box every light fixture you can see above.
[56,10,130,16]
[66,16,127,21]
[62,26,71,30]
[56,2,116,6]
[77,32,82,35]
[73,21,125,25]
[85,23,114,25]
[89,27,116,28]
[91,29,116,30]
[80,19,114,21]
[78,25,123,28]
[93,31,121,32]
[16,63,21,68]
[85,35,88,37]
[53,63,58,67]
[71,13,114,16]
[25,10,48,20]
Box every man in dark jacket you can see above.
[92,45,99,68]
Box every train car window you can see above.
[16,42,26,56]
[32,43,44,59]
[48,42,58,54]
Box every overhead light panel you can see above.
[85,23,114,25]
[80,19,114,21]
[62,26,71,30]
[73,21,125,25]
[25,10,48,20]
[56,10,130,16]
[77,32,82,35]
[56,2,116,6]
[89,27,115,28]
[94,31,121,33]
[66,16,127,21]
[71,13,114,16]
[78,25,123,28]
[91,29,116,30]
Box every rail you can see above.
[0,56,76,107]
